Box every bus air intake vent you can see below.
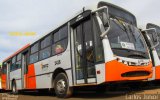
[121,71,150,77]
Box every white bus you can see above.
[142,23,160,81]
[1,1,152,98]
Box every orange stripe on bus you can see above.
[155,65,160,80]
[1,74,7,89]
[105,60,152,82]
[26,64,36,89]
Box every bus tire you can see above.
[12,80,18,94]
[54,73,73,98]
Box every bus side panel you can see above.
[155,65,160,80]
[34,46,72,89]
[26,64,36,89]
[1,74,6,89]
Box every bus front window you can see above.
[106,19,149,59]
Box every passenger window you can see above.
[16,53,21,69]
[39,47,51,60]
[41,35,51,49]
[30,52,38,63]
[17,53,21,61]
[52,25,68,55]
[52,39,67,55]
[2,62,7,74]
[39,35,52,60]
[30,42,39,64]
[16,61,21,69]
[31,43,39,54]
[11,57,16,71]
[54,25,68,42]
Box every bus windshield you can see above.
[155,28,160,58]
[147,24,160,58]
[97,2,149,59]
[155,41,160,58]
[106,19,149,59]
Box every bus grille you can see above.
[121,71,150,77]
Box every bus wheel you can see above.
[12,81,18,94]
[54,73,73,98]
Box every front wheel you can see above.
[54,73,73,98]
[12,81,18,94]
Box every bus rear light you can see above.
[97,70,101,74]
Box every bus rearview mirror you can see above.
[92,6,109,26]
[92,6,110,38]
[143,28,159,50]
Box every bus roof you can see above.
[3,44,30,62]
[98,1,137,26]
[147,23,160,29]
[147,23,160,35]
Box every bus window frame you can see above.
[29,23,69,64]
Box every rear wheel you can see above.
[54,73,73,98]
[12,81,18,94]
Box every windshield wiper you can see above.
[112,17,131,41]
[128,24,141,42]
[112,18,127,33]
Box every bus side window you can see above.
[30,42,39,64]
[2,62,7,74]
[39,35,51,60]
[52,25,68,55]
[11,57,16,71]
[16,53,22,69]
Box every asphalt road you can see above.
[0,86,160,100]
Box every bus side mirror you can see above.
[92,6,110,38]
[101,8,109,27]
[92,6,109,27]
[143,28,159,50]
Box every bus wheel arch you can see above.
[52,68,66,88]
[11,79,18,94]
[51,68,73,98]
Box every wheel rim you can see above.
[56,79,66,94]
[13,84,16,93]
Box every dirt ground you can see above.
[0,86,160,100]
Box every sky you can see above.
[0,0,160,62]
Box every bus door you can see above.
[71,11,97,84]
[6,61,11,90]
[21,50,29,89]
